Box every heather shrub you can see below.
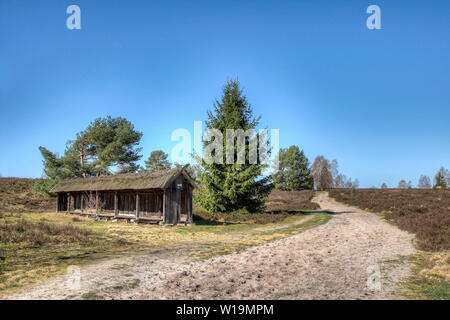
[0,219,93,246]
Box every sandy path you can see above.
[134,192,416,300]
[3,246,196,300]
[4,192,416,300]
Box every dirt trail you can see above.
[4,192,416,300]
[3,246,196,300]
[134,192,416,300]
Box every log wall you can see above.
[56,173,193,225]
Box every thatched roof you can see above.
[51,167,193,193]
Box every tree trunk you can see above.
[79,148,86,178]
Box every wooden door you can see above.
[165,182,181,225]
[173,186,181,224]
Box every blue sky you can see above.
[0,0,449,187]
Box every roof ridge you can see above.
[59,167,178,184]
[51,167,185,192]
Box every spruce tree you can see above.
[196,80,273,213]
[273,146,313,190]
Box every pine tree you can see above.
[273,146,313,190]
[145,150,171,171]
[195,80,273,213]
[434,167,448,189]
[39,116,142,179]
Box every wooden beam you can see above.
[188,185,193,223]
[162,189,167,224]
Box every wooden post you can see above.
[135,192,139,220]
[162,189,166,224]
[95,191,99,215]
[80,193,84,213]
[188,185,193,223]
[67,193,71,213]
[114,192,118,217]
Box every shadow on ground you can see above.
[303,210,352,215]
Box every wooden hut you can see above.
[51,166,195,225]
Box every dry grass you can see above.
[419,251,450,282]
[193,210,291,224]
[402,251,450,300]
[0,219,93,246]
[0,180,329,295]
[0,212,130,293]
[0,210,331,295]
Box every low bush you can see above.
[193,190,319,224]
[265,190,319,212]
[0,178,54,213]
[31,178,57,198]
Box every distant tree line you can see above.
[380,167,449,189]
[272,150,359,191]
[35,79,447,214]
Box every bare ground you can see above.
[3,192,416,300]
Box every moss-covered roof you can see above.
[51,167,190,193]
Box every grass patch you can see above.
[191,214,331,260]
[0,209,332,296]
[81,291,104,300]
[406,278,450,300]
[402,252,450,300]
[0,212,134,294]
[193,211,291,225]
